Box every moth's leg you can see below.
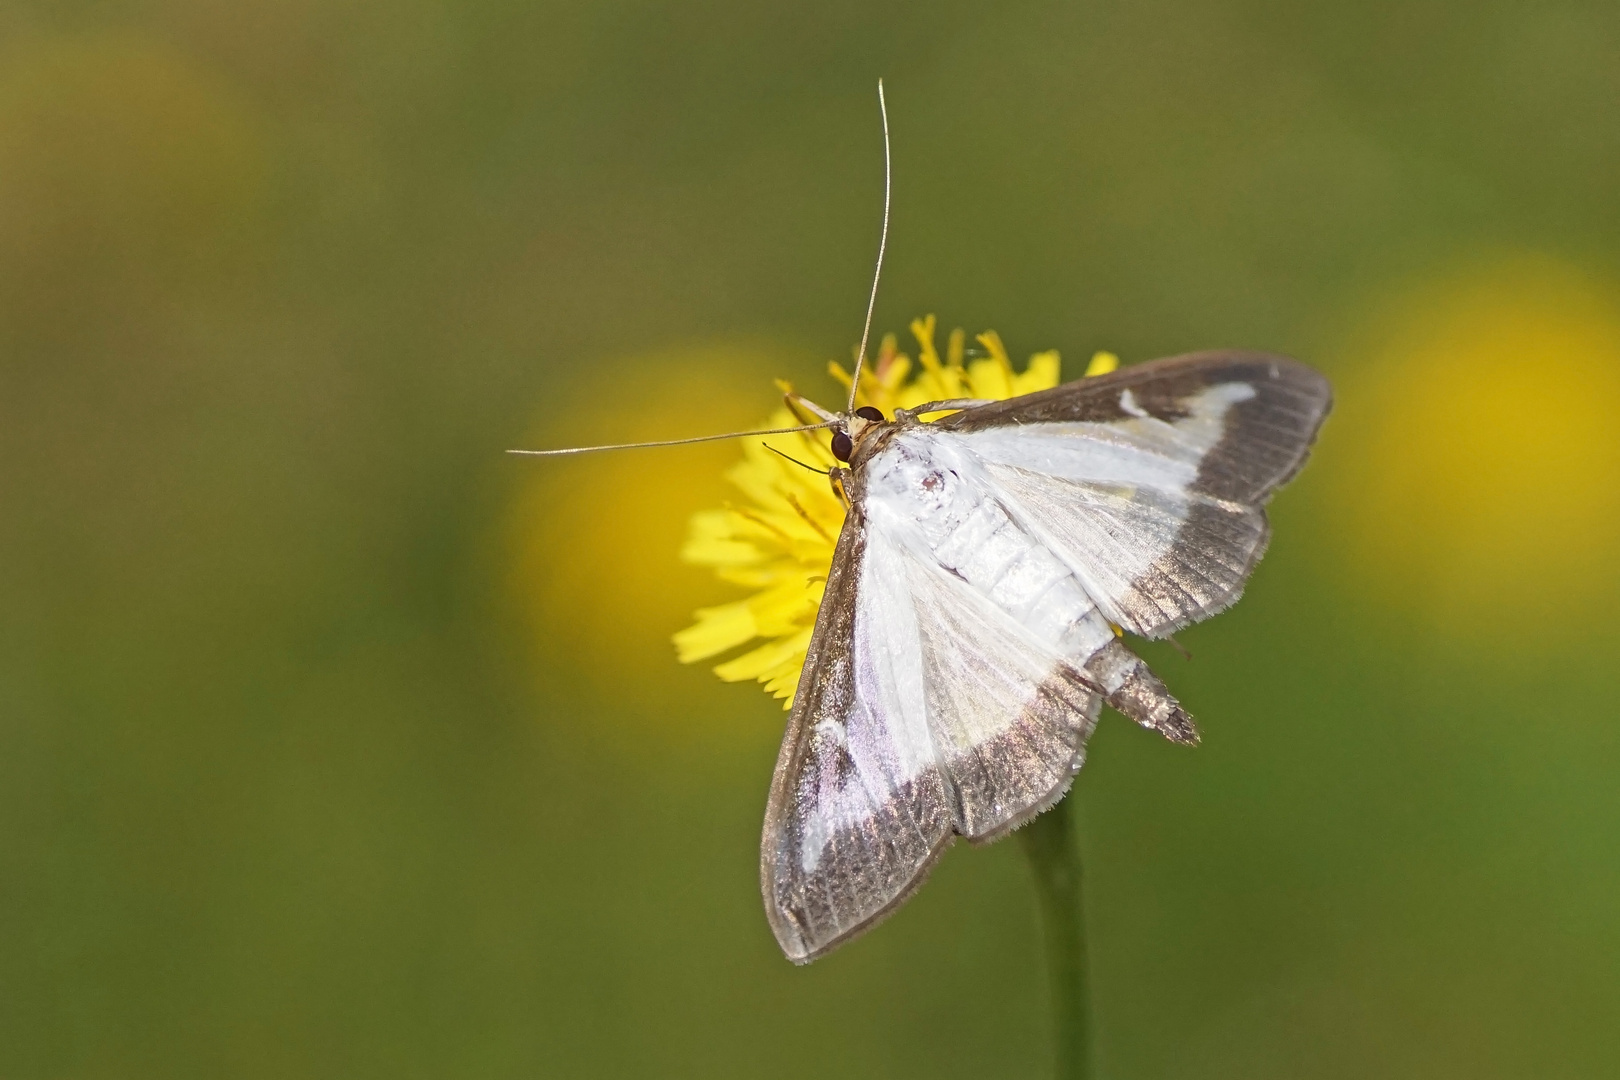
[1082,640,1200,745]
[828,467,853,510]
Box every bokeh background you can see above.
[3,1,1619,1076]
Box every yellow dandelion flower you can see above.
[673,315,1120,708]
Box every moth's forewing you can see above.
[934,350,1332,501]
[762,350,1331,963]
[760,496,954,965]
[931,351,1332,637]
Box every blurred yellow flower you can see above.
[674,315,1119,707]
[506,343,808,714]
[1331,255,1620,637]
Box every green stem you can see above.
[1018,797,1093,1080]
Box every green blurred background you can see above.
[3,1,1619,1076]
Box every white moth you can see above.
[763,354,1331,963]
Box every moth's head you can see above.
[831,405,887,463]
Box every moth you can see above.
[763,355,1331,962]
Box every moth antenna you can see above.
[762,442,831,476]
[847,78,891,414]
[1166,635,1193,661]
[508,420,837,457]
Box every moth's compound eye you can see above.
[854,406,884,422]
[831,431,854,462]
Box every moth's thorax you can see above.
[859,428,1114,660]
[844,414,906,469]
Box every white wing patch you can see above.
[961,381,1256,492]
[1118,387,1150,418]
[794,530,934,877]
[850,530,933,779]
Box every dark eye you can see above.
[854,406,884,422]
[831,431,854,462]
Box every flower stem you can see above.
[1019,797,1094,1080]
